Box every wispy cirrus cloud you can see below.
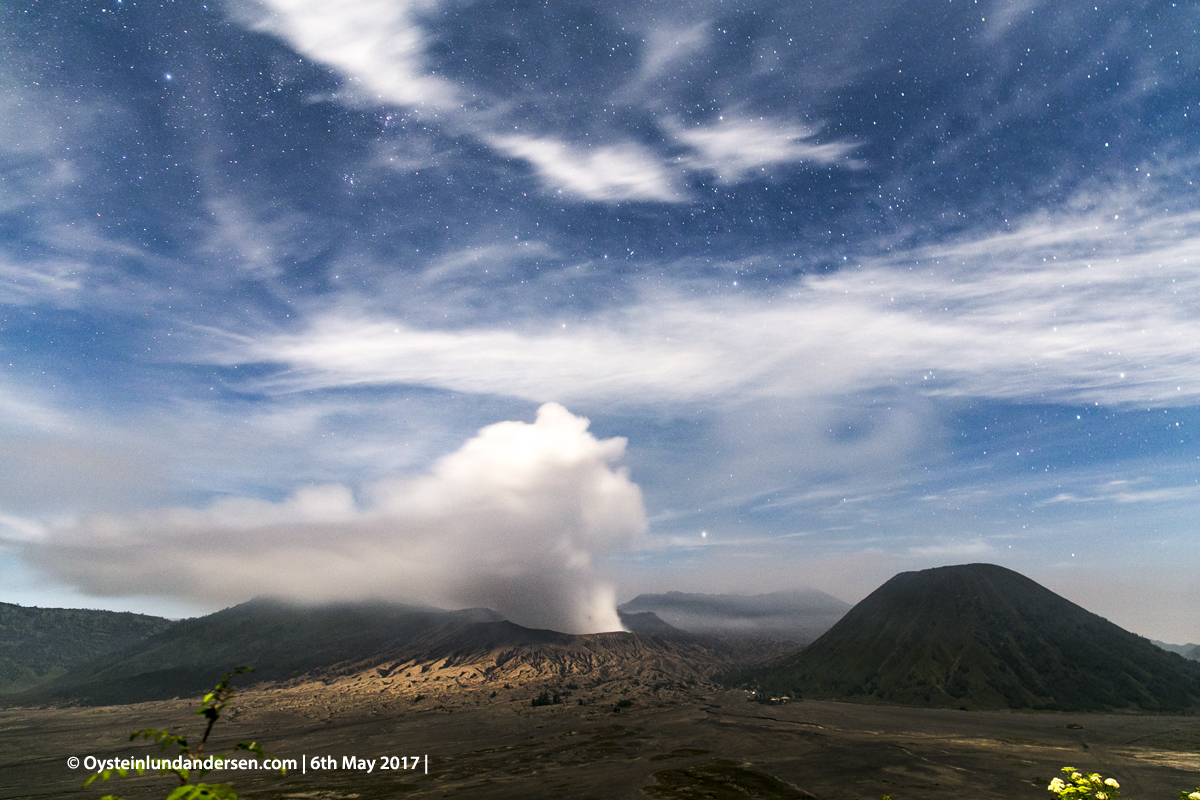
[628,22,710,92]
[487,135,684,202]
[0,384,80,436]
[239,0,689,203]
[0,257,84,305]
[1040,481,1200,506]
[670,115,861,183]
[206,198,1200,409]
[226,0,859,201]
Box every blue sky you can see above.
[2,0,1198,638]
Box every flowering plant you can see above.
[1046,767,1200,800]
[1048,767,1122,800]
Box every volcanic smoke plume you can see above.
[23,404,646,633]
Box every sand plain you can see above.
[4,687,1199,800]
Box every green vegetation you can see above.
[1048,767,1124,800]
[1045,766,1200,800]
[83,667,283,800]
[531,690,564,707]
[0,601,172,694]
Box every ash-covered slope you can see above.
[320,618,738,708]
[619,589,850,643]
[0,602,173,694]
[725,564,1200,712]
[19,598,738,707]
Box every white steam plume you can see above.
[20,404,644,633]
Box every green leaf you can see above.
[85,669,260,800]
[234,741,266,759]
[129,728,189,753]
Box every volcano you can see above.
[726,563,1200,712]
[18,597,738,707]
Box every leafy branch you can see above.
[83,666,283,800]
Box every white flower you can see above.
[1048,777,1066,791]
[1096,792,1108,800]
[1186,792,1200,800]
[1104,778,1119,788]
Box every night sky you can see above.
[2,0,1198,638]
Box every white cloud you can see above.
[0,257,83,305]
[0,512,45,545]
[489,135,684,202]
[907,539,996,558]
[637,23,709,85]
[234,1,847,200]
[238,0,456,108]
[0,81,101,305]
[0,385,79,436]
[208,201,1200,410]
[22,404,646,634]
[979,0,1048,43]
[1038,482,1200,506]
[196,198,297,280]
[230,0,876,202]
[418,241,556,284]
[235,0,692,203]
[671,115,861,183]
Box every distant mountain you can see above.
[724,564,1200,712]
[0,602,173,694]
[618,610,678,634]
[1152,639,1200,662]
[619,589,850,643]
[19,598,742,707]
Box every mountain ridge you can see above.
[0,601,174,694]
[1152,639,1200,662]
[724,563,1200,712]
[619,588,849,643]
[13,597,745,708]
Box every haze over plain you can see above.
[1,0,1198,639]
